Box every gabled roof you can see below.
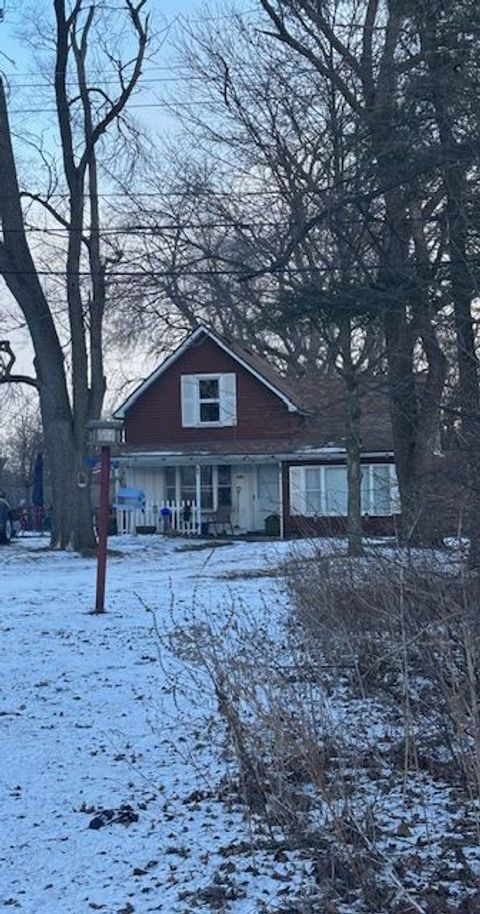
[113,325,302,419]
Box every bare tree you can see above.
[0,0,149,549]
[0,396,44,505]
[120,2,447,544]
[415,0,480,565]
[241,0,450,543]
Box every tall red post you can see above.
[95,444,111,613]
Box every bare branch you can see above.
[0,341,39,389]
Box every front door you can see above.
[231,469,255,532]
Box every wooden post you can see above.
[195,464,202,535]
[94,444,110,613]
[278,461,285,539]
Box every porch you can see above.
[115,455,283,537]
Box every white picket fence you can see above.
[116,499,200,536]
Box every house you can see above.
[113,325,400,537]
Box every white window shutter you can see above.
[289,466,306,515]
[219,373,237,426]
[181,375,197,427]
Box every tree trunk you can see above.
[378,186,420,543]
[410,202,448,545]
[423,15,480,567]
[339,319,363,556]
[345,380,363,557]
[0,79,95,550]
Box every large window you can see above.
[290,463,400,517]
[181,373,237,428]
[163,465,230,510]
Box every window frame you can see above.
[198,376,221,424]
[162,465,232,511]
[181,372,237,428]
[290,462,400,517]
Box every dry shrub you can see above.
[286,548,480,796]
[164,546,480,913]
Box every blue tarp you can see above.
[113,487,146,512]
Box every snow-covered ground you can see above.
[2,534,479,914]
[0,535,312,914]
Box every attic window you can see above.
[199,378,220,422]
[181,373,237,428]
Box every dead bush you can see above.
[161,545,480,913]
[286,548,480,799]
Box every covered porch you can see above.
[115,453,284,537]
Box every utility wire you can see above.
[5,211,452,235]
[0,259,476,279]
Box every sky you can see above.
[0,0,255,423]
[0,0,211,399]
[0,0,208,133]
[0,0,202,69]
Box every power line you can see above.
[8,100,218,114]
[10,211,449,236]
[0,259,477,279]
[8,188,288,198]
[3,75,208,90]
[0,187,355,199]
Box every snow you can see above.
[2,534,479,913]
[0,535,313,914]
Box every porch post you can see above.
[195,464,202,535]
[278,461,285,539]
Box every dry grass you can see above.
[164,545,480,913]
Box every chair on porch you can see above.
[209,503,234,536]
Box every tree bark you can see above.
[0,4,148,551]
[339,319,363,556]
[257,0,445,546]
[423,12,480,566]
[0,80,81,548]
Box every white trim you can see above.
[116,449,395,467]
[289,462,400,518]
[181,372,238,428]
[195,464,202,533]
[278,462,284,539]
[113,325,299,418]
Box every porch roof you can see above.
[117,439,393,466]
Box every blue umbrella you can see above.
[32,453,44,531]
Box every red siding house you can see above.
[113,325,400,536]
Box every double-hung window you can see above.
[304,468,322,514]
[163,465,230,511]
[290,463,400,517]
[198,378,220,423]
[361,464,400,515]
[181,373,237,427]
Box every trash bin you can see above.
[201,521,210,536]
[160,507,172,533]
[265,514,280,536]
